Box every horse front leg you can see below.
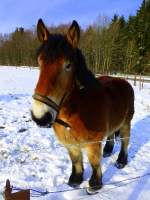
[67,146,84,187]
[85,143,102,193]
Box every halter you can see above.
[33,93,59,112]
[32,92,71,130]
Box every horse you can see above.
[31,19,134,194]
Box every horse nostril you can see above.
[31,110,53,127]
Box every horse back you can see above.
[97,76,134,124]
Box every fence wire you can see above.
[0,135,128,172]
[0,135,149,198]
[4,172,149,198]
[0,135,129,155]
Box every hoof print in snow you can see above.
[25,119,32,122]
[18,128,27,133]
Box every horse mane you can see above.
[75,49,101,90]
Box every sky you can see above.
[0,0,143,34]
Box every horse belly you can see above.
[53,118,104,147]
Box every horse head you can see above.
[31,19,80,127]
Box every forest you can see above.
[0,0,150,75]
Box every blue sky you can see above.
[0,0,143,33]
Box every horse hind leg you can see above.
[115,121,131,169]
[103,134,115,157]
[67,146,84,187]
[115,130,120,138]
[103,130,120,157]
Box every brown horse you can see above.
[31,19,134,194]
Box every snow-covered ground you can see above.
[0,66,150,200]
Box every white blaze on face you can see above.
[32,100,50,119]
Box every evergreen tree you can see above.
[0,0,150,75]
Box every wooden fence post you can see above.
[134,75,136,86]
[139,74,141,90]
[142,78,144,89]
[4,180,30,200]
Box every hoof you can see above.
[68,180,83,188]
[103,152,112,158]
[68,182,80,188]
[115,161,126,169]
[86,184,102,195]
[68,174,83,188]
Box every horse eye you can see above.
[65,63,72,71]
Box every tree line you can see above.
[0,0,150,75]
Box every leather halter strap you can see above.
[32,92,71,129]
[32,93,59,112]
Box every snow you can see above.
[0,66,150,200]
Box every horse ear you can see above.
[66,20,80,48]
[37,19,49,42]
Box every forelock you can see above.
[36,34,74,63]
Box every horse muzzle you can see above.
[31,93,59,127]
[31,110,53,128]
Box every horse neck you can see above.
[61,81,100,114]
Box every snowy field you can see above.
[0,66,150,200]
